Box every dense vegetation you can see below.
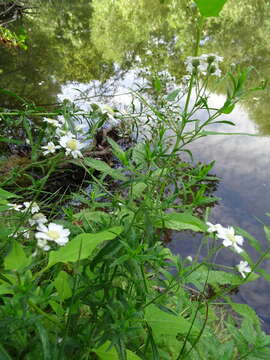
[1,1,270,359]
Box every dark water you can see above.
[2,0,270,330]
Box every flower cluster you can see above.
[35,223,70,251]
[42,117,85,159]
[185,53,223,77]
[8,201,40,214]
[7,201,70,251]
[207,221,251,278]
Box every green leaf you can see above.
[235,227,263,254]
[74,210,111,224]
[195,0,228,17]
[53,271,72,301]
[229,302,260,326]
[154,77,162,92]
[166,89,181,101]
[187,265,259,292]
[0,137,24,145]
[94,342,141,359]
[84,158,127,181]
[156,212,207,232]
[264,225,270,245]
[47,226,123,268]
[4,241,31,271]
[131,182,147,198]
[0,188,20,200]
[132,143,146,165]
[0,284,13,295]
[145,304,199,344]
[0,344,12,360]
[35,321,52,360]
[107,137,128,165]
[201,130,257,136]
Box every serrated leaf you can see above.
[187,265,259,292]
[132,143,146,165]
[195,0,227,17]
[47,226,123,268]
[4,241,31,271]
[84,158,127,181]
[156,212,206,232]
[230,302,259,326]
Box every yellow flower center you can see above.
[66,139,78,151]
[227,234,236,243]
[47,230,60,240]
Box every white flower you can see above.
[29,213,48,226]
[200,53,223,64]
[23,202,40,214]
[55,128,68,137]
[7,203,23,211]
[22,230,30,239]
[35,222,70,246]
[41,141,60,155]
[184,54,222,77]
[210,67,222,77]
[37,238,51,251]
[44,118,61,128]
[206,222,223,233]
[217,226,244,253]
[186,256,193,262]
[59,134,84,158]
[236,261,251,278]
[75,124,84,132]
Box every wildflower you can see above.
[35,222,70,246]
[59,134,84,158]
[22,230,30,239]
[186,256,193,262]
[44,118,61,128]
[216,226,244,253]
[23,202,40,214]
[7,203,23,211]
[185,53,222,77]
[55,128,68,137]
[206,222,223,233]
[75,124,84,132]
[37,238,51,251]
[236,261,251,278]
[41,141,60,155]
[185,56,202,74]
[29,212,48,226]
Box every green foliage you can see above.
[0,2,269,359]
[47,226,123,268]
[195,0,228,17]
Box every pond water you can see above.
[1,0,270,330]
